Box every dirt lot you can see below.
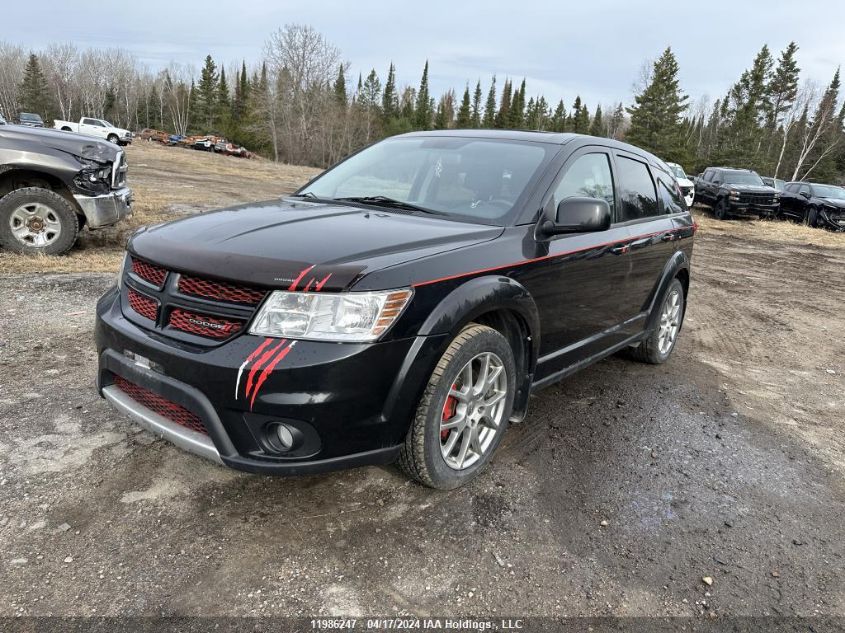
[0,142,843,619]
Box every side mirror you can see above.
[712,180,722,185]
[541,197,611,236]
[800,191,811,199]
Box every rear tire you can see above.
[628,278,685,365]
[398,324,516,490]
[0,187,79,255]
[714,198,729,220]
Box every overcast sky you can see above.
[8,0,845,110]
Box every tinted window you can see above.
[655,170,685,214]
[723,171,764,185]
[616,156,658,221]
[551,153,614,210]
[799,184,810,195]
[82,118,97,125]
[703,169,714,181]
[784,183,798,193]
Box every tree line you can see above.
[2,27,843,182]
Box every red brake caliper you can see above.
[441,384,458,440]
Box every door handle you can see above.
[609,244,629,255]
[660,233,675,242]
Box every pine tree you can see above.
[482,76,497,128]
[196,54,219,132]
[495,80,512,128]
[550,100,566,132]
[333,65,347,107]
[589,104,604,136]
[456,84,472,128]
[18,53,50,120]
[361,69,382,111]
[608,103,625,139]
[216,66,230,133]
[508,79,526,128]
[434,90,455,130]
[718,45,773,168]
[765,42,800,130]
[470,80,482,128]
[414,61,432,129]
[626,47,689,163]
[382,63,398,120]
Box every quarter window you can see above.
[616,156,659,221]
[655,170,685,214]
[551,153,615,210]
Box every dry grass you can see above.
[0,142,320,274]
[0,144,841,274]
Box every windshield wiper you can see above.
[334,196,441,215]
[289,191,320,199]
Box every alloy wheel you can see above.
[439,352,508,470]
[657,288,682,355]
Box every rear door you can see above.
[610,152,679,332]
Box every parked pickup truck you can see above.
[0,120,132,254]
[96,130,695,489]
[696,166,779,220]
[54,117,132,145]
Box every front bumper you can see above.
[95,287,448,475]
[74,187,133,229]
[727,201,779,217]
[818,208,845,231]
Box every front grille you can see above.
[738,192,775,205]
[131,257,167,288]
[680,186,692,196]
[112,375,207,435]
[168,308,243,339]
[127,288,159,321]
[122,259,263,344]
[178,275,266,306]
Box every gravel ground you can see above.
[0,144,843,620]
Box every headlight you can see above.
[728,190,740,198]
[249,288,413,342]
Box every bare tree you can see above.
[0,41,26,119]
[42,43,79,121]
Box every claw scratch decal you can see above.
[288,265,315,291]
[235,337,297,410]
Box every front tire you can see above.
[107,134,119,144]
[714,198,729,220]
[0,188,80,255]
[628,278,685,365]
[399,324,516,490]
[807,207,818,228]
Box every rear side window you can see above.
[82,118,96,125]
[655,170,685,214]
[551,153,615,210]
[616,156,659,221]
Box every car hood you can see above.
[819,197,845,209]
[0,125,121,162]
[676,177,694,188]
[724,184,775,193]
[128,199,504,291]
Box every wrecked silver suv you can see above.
[0,117,132,255]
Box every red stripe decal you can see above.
[412,227,687,287]
[249,343,294,410]
[244,337,273,365]
[314,273,332,291]
[288,265,315,291]
[245,339,286,401]
[303,278,315,292]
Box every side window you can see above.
[799,184,810,196]
[551,153,615,210]
[82,118,96,125]
[703,169,713,181]
[784,183,796,193]
[615,155,659,221]
[655,169,684,214]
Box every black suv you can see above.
[779,181,845,230]
[95,131,695,489]
[696,167,779,219]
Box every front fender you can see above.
[380,276,542,439]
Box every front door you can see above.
[522,147,635,382]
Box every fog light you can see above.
[275,424,295,450]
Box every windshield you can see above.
[723,171,764,186]
[812,184,845,199]
[668,163,687,179]
[101,120,113,127]
[299,136,552,223]
[20,113,41,122]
